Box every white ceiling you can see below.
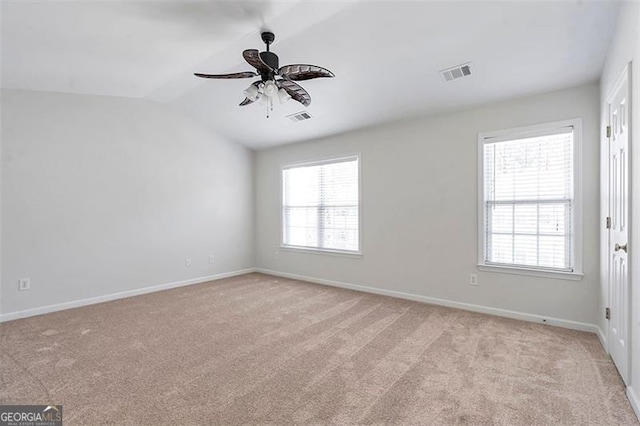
[1,1,620,149]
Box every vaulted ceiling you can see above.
[1,1,619,149]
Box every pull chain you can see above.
[266,96,274,118]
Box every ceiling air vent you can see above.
[440,62,472,82]
[287,111,312,122]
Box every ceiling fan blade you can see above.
[277,79,311,107]
[278,64,335,81]
[243,49,273,73]
[194,71,257,79]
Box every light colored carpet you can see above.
[1,273,637,425]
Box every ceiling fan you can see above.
[194,31,334,115]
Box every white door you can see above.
[607,64,631,384]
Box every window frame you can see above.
[280,154,363,257]
[477,119,583,281]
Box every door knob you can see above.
[615,243,628,253]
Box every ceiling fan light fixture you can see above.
[277,88,292,104]
[263,80,278,98]
[244,83,259,101]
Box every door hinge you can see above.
[606,125,612,138]
[606,307,610,320]
[606,217,611,229]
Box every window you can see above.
[282,156,360,254]
[478,120,582,279]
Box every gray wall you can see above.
[255,83,600,327]
[1,89,254,315]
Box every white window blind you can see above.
[482,127,574,272]
[282,157,359,253]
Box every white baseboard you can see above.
[0,268,257,323]
[628,387,640,422]
[596,326,607,353]
[3,266,602,339]
[255,268,600,335]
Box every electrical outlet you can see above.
[185,258,192,267]
[275,251,279,260]
[208,255,215,264]
[469,274,478,286]
[18,278,31,291]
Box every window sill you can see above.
[280,245,363,258]
[477,264,584,281]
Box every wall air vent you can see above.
[287,111,312,122]
[440,62,472,82]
